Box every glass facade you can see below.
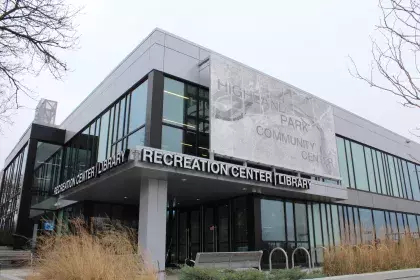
[336,135,420,201]
[260,197,420,265]
[0,144,28,232]
[57,79,147,185]
[161,77,209,158]
[32,142,62,205]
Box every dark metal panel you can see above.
[14,139,38,248]
[30,123,66,145]
[145,70,164,148]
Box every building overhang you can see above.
[56,147,347,207]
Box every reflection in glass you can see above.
[295,203,308,242]
[163,78,197,129]
[373,210,386,239]
[365,147,377,193]
[345,140,355,188]
[129,81,148,133]
[286,202,295,242]
[359,208,373,243]
[127,129,145,150]
[161,126,196,156]
[98,111,109,162]
[336,137,349,187]
[408,163,420,201]
[261,199,285,241]
[351,142,369,191]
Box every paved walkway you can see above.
[0,267,181,280]
[0,268,32,280]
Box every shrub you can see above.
[28,219,156,280]
[179,266,323,280]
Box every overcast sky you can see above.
[1,0,420,169]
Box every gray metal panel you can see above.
[165,34,200,59]
[343,189,420,214]
[163,48,200,84]
[199,48,210,61]
[60,29,166,141]
[62,45,161,141]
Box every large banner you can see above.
[210,54,340,179]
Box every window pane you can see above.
[407,214,418,234]
[373,210,386,240]
[388,156,400,197]
[127,129,145,150]
[312,204,323,262]
[261,199,285,241]
[331,205,340,245]
[401,161,413,200]
[347,207,356,244]
[395,159,406,198]
[117,98,126,140]
[198,133,209,158]
[351,142,369,191]
[376,152,388,195]
[113,103,120,143]
[129,80,148,133]
[345,140,355,188]
[286,202,295,242]
[295,203,308,242]
[326,205,334,245]
[396,213,405,234]
[107,106,115,157]
[359,208,373,243]
[163,77,197,129]
[336,137,349,187]
[307,204,314,251]
[408,163,420,200]
[161,126,196,156]
[365,147,377,193]
[98,111,109,162]
[389,212,398,238]
[320,204,329,246]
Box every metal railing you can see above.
[269,247,288,271]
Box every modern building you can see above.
[2,28,420,276]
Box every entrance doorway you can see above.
[167,197,249,265]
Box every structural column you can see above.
[138,177,167,279]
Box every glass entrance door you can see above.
[203,204,230,252]
[218,204,230,252]
[177,209,201,262]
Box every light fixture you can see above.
[181,178,187,182]
[242,187,247,191]
[124,196,128,199]
[196,198,200,201]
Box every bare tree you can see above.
[0,0,80,130]
[350,0,420,110]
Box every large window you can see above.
[351,142,369,191]
[0,144,28,232]
[336,135,420,201]
[161,77,209,157]
[60,79,148,183]
[261,199,285,241]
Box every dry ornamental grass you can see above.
[28,219,157,280]
[323,230,420,276]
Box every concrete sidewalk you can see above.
[0,268,32,280]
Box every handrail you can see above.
[269,247,288,271]
[311,246,326,269]
[292,247,311,269]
